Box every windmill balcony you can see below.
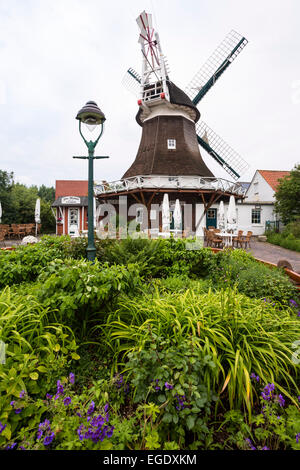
[94,175,247,197]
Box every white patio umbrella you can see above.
[227,195,237,232]
[162,193,170,233]
[218,200,226,232]
[35,198,41,237]
[173,199,182,233]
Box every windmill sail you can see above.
[122,68,141,96]
[136,10,170,103]
[185,30,248,105]
[196,121,249,180]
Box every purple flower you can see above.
[298,396,300,403]
[14,408,22,414]
[261,383,275,401]
[165,382,173,390]
[5,443,17,450]
[277,394,285,407]
[87,401,95,416]
[63,396,72,406]
[245,438,256,450]
[19,390,26,398]
[261,446,270,450]
[54,380,64,400]
[250,373,260,383]
[77,424,84,441]
[175,393,186,411]
[106,426,114,438]
[37,429,43,440]
[43,432,55,446]
[10,401,15,407]
[290,299,298,307]
[114,374,123,388]
[152,379,161,391]
[46,393,53,400]
[296,433,300,444]
[69,372,75,384]
[0,421,6,434]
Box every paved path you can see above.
[246,241,300,273]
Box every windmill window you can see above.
[167,139,176,149]
[251,209,261,224]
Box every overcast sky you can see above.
[0,0,299,188]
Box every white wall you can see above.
[236,203,276,235]
[246,171,275,203]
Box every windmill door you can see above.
[206,208,217,229]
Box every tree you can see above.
[274,164,300,225]
[0,170,14,223]
[9,183,55,233]
[38,185,55,203]
[0,173,56,233]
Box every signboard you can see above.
[61,196,81,205]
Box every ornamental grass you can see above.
[101,285,300,417]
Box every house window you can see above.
[251,209,261,224]
[167,139,176,150]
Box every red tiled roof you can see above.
[55,180,88,198]
[258,170,290,192]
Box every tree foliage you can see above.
[274,164,300,225]
[0,170,55,233]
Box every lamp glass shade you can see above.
[76,101,106,127]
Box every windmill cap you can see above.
[76,101,106,124]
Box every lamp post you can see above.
[74,101,109,262]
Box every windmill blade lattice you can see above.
[122,68,141,97]
[196,121,249,180]
[185,30,248,105]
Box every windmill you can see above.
[95,10,250,235]
[123,11,249,181]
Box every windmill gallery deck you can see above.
[95,11,249,235]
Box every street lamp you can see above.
[74,100,109,262]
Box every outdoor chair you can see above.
[207,230,223,248]
[232,230,244,248]
[19,225,26,238]
[239,231,253,249]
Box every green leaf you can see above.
[157,394,166,403]
[71,353,80,360]
[29,372,39,380]
[186,415,196,430]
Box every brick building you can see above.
[52,180,89,236]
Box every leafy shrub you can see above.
[97,237,216,279]
[0,243,65,287]
[127,337,216,446]
[35,258,141,337]
[211,249,299,305]
[267,232,300,253]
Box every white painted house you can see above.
[198,170,290,236]
[236,170,289,235]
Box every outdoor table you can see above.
[218,232,236,247]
